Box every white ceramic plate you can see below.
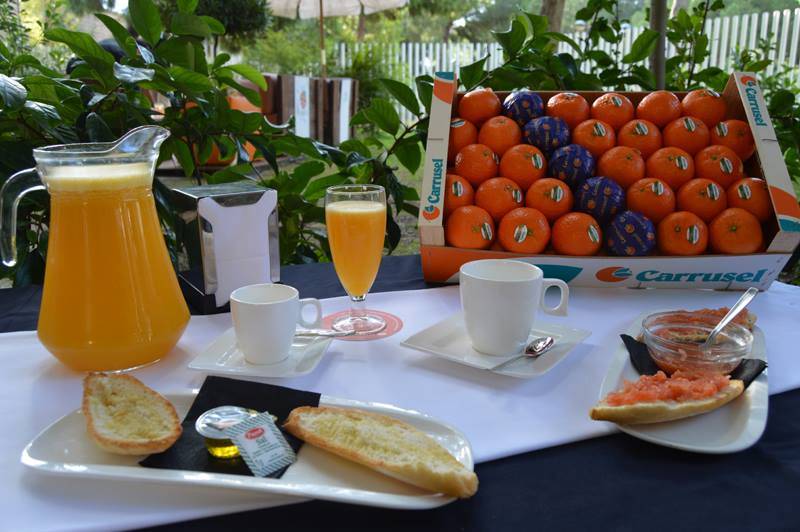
[188,328,332,378]
[401,312,591,379]
[21,393,473,510]
[597,310,768,454]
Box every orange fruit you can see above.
[658,211,708,255]
[475,177,524,222]
[627,178,676,224]
[597,146,646,189]
[617,119,662,159]
[443,174,475,218]
[677,178,728,223]
[478,116,522,157]
[551,212,603,256]
[498,207,551,253]
[546,92,590,130]
[457,88,502,127]
[662,116,710,156]
[448,118,478,163]
[711,119,756,160]
[445,205,495,249]
[499,144,547,190]
[525,178,574,222]
[636,90,681,128]
[694,145,743,189]
[454,143,498,187]
[726,177,774,223]
[645,147,695,190]
[682,89,727,128]
[591,92,635,131]
[709,207,763,254]
[572,119,616,158]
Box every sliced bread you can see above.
[283,406,478,498]
[590,379,744,425]
[82,373,182,455]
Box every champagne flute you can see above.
[325,185,387,334]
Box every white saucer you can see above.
[401,312,591,379]
[596,310,768,453]
[188,328,333,378]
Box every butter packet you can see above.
[223,411,296,477]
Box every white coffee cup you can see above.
[460,259,569,356]
[230,283,322,365]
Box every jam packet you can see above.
[224,411,297,477]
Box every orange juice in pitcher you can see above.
[0,126,189,371]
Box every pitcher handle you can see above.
[1,168,45,267]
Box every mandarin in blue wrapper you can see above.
[524,116,571,153]
[576,176,626,223]
[502,90,544,127]
[547,144,595,189]
[606,210,656,256]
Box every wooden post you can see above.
[650,0,667,89]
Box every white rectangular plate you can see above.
[21,394,474,510]
[188,328,332,378]
[597,310,768,453]
[401,312,591,378]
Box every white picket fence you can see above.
[336,8,800,122]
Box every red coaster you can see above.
[321,310,404,341]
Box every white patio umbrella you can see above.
[270,0,409,77]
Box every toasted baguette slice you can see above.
[284,406,478,498]
[82,373,182,455]
[590,379,744,425]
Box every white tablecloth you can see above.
[3,282,800,531]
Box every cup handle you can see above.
[298,298,323,328]
[540,278,569,316]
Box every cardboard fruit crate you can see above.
[418,72,800,290]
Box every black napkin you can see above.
[619,334,767,389]
[139,376,320,478]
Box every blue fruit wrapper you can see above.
[524,116,571,153]
[606,210,656,256]
[577,176,625,223]
[547,144,595,189]
[503,90,544,127]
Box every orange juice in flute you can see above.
[325,185,387,334]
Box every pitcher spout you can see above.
[113,126,171,158]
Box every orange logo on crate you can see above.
[770,186,800,231]
[595,266,632,282]
[422,205,441,221]
[433,73,456,104]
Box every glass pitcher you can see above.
[0,126,190,372]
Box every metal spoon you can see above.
[490,336,555,371]
[295,328,356,338]
[702,287,759,349]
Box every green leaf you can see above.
[394,138,422,174]
[459,55,488,91]
[363,98,401,135]
[44,28,115,79]
[303,173,350,201]
[285,160,326,194]
[769,89,796,115]
[379,78,420,117]
[213,53,231,69]
[171,13,211,37]
[524,12,549,36]
[493,19,527,57]
[544,31,582,55]
[95,13,138,58]
[129,0,163,46]
[623,29,660,64]
[178,0,199,13]
[415,75,433,113]
[168,65,213,92]
[170,138,196,177]
[218,75,262,107]
[339,139,371,158]
[221,109,264,134]
[207,167,249,184]
[201,16,225,34]
[85,112,114,142]
[219,64,267,90]
[23,101,60,121]
[0,74,27,110]
[113,63,155,83]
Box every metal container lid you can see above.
[195,405,259,439]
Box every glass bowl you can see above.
[641,311,753,375]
